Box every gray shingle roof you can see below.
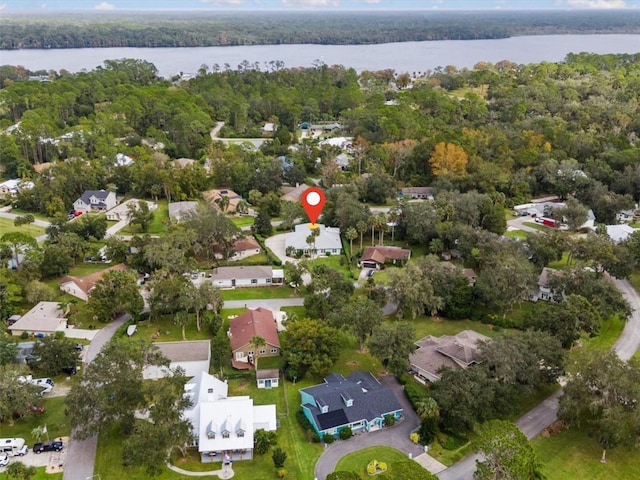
[300,371,402,432]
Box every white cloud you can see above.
[0,3,6,11]
[565,0,629,8]
[95,1,116,9]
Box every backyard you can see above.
[0,216,46,237]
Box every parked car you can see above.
[28,405,44,414]
[74,343,84,351]
[62,366,77,375]
[367,269,375,278]
[0,452,8,467]
[33,441,63,454]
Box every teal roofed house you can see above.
[299,372,403,439]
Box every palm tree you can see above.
[215,195,230,213]
[345,227,358,260]
[376,213,388,245]
[415,397,440,421]
[356,221,368,250]
[249,335,266,370]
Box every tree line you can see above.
[2,10,640,50]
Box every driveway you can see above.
[506,215,542,233]
[437,277,640,480]
[264,232,298,265]
[63,314,131,480]
[314,375,425,480]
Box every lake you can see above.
[1,34,639,78]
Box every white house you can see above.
[208,266,284,288]
[115,153,134,167]
[182,371,277,463]
[8,302,67,337]
[285,224,342,257]
[73,190,117,213]
[143,340,211,380]
[59,264,130,302]
[105,199,157,221]
[616,209,636,223]
[603,224,638,243]
[531,267,557,302]
[0,179,34,198]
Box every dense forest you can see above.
[1,52,640,225]
[2,10,640,50]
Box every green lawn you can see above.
[8,208,51,222]
[305,254,357,281]
[120,315,214,343]
[220,285,299,301]
[118,199,170,235]
[0,396,70,443]
[581,315,626,351]
[0,216,46,237]
[523,221,551,232]
[533,427,640,480]
[335,446,412,477]
[503,229,528,240]
[410,316,499,341]
[548,252,572,269]
[231,215,255,228]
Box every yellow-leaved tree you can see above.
[429,142,468,177]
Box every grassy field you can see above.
[523,221,551,232]
[118,200,170,235]
[410,316,499,340]
[533,427,640,480]
[7,208,50,222]
[503,229,527,240]
[0,216,46,237]
[119,315,214,343]
[231,215,255,228]
[334,446,412,477]
[219,285,299,301]
[0,396,70,442]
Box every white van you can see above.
[0,438,28,456]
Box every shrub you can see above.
[410,432,420,444]
[339,427,352,440]
[419,417,438,445]
[311,433,322,443]
[441,434,468,451]
[20,331,30,339]
[277,468,288,479]
[384,414,395,427]
[254,428,277,454]
[323,433,335,444]
[272,447,287,468]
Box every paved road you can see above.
[506,215,543,233]
[63,314,131,480]
[314,375,424,480]
[437,277,640,480]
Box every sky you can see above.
[1,0,639,12]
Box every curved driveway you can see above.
[437,277,640,480]
[314,375,423,480]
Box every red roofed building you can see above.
[359,246,411,269]
[229,308,280,370]
[59,263,131,301]
[213,236,261,261]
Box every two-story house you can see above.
[73,190,117,213]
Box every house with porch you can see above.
[105,199,157,221]
[229,308,280,370]
[8,302,68,337]
[400,187,434,200]
[0,179,34,198]
[213,236,261,261]
[73,190,117,213]
[208,266,284,288]
[409,330,490,383]
[299,371,403,440]
[285,224,342,257]
[182,371,277,463]
[531,267,557,302]
[359,246,411,269]
[203,189,244,213]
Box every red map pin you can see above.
[301,187,326,228]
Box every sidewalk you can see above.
[413,453,447,474]
[166,462,234,478]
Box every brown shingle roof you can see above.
[281,183,310,202]
[59,263,129,295]
[229,308,280,352]
[361,246,411,264]
[154,340,211,363]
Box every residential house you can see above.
[285,224,342,257]
[256,369,280,389]
[143,340,211,380]
[182,371,277,463]
[400,187,434,200]
[409,330,490,383]
[208,266,284,289]
[616,209,637,223]
[213,236,261,261]
[300,371,403,440]
[319,137,352,149]
[281,183,310,203]
[105,199,157,221]
[115,153,134,167]
[0,179,34,198]
[334,153,351,171]
[603,224,639,243]
[59,264,130,301]
[229,308,280,370]
[173,158,196,169]
[462,268,477,286]
[203,189,244,213]
[8,302,68,337]
[262,123,276,136]
[168,201,199,222]
[73,190,117,213]
[359,246,411,269]
[531,267,557,302]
